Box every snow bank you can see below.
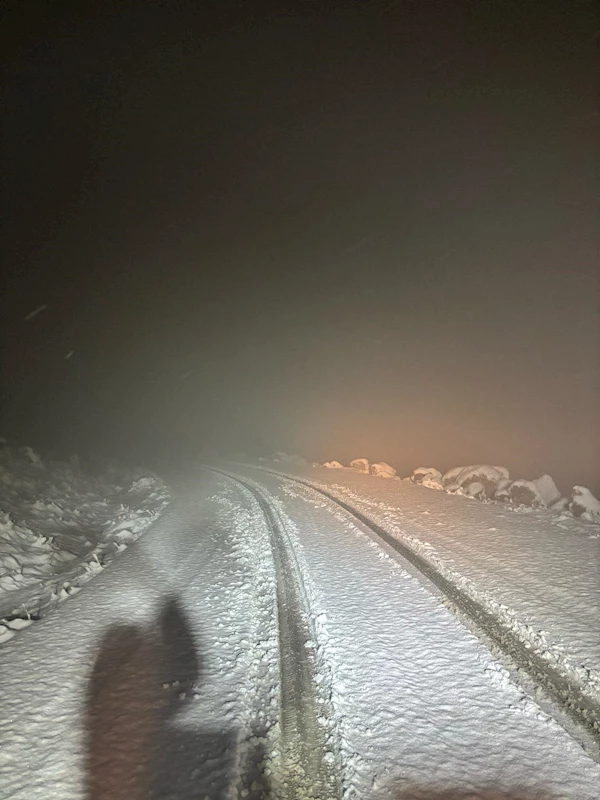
[349,458,370,473]
[369,462,397,478]
[0,444,170,636]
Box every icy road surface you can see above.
[0,467,599,799]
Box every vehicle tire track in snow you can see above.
[247,465,600,760]
[207,468,341,800]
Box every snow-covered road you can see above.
[1,466,599,799]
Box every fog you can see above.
[1,1,599,493]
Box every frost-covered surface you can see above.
[349,457,370,474]
[259,464,600,693]
[0,445,169,631]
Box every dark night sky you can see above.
[1,0,599,492]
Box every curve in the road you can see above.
[242,464,600,761]
[208,467,341,800]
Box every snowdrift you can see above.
[0,444,170,640]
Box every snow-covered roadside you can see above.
[0,444,170,639]
[245,462,600,711]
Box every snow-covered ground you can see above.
[257,461,600,695]
[0,444,169,638]
[232,465,600,798]
[1,455,599,798]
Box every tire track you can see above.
[243,464,600,761]
[207,468,341,800]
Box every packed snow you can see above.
[0,443,169,638]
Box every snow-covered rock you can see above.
[441,466,467,486]
[454,465,506,498]
[464,481,486,499]
[349,458,370,473]
[443,482,461,494]
[550,497,570,511]
[323,460,344,469]
[421,476,444,490]
[506,475,561,509]
[508,479,546,508]
[533,474,561,507]
[439,464,564,508]
[570,486,600,523]
[495,479,513,502]
[411,467,442,484]
[370,462,397,478]
[441,464,511,496]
